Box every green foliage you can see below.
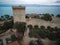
[0,15,13,21]
[56,14,60,18]
[0,20,14,34]
[29,25,60,40]
[0,16,4,21]
[0,15,13,34]
[29,27,41,38]
[33,15,40,19]
[56,39,60,45]
[29,25,47,38]
[0,39,3,45]
[37,40,43,45]
[6,38,12,44]
[4,15,10,20]
[27,24,33,30]
[29,40,43,45]
[29,41,34,45]
[47,26,51,29]
[14,22,26,33]
[34,25,39,29]
[25,15,29,18]
[0,17,3,21]
[11,35,17,41]
[40,25,45,29]
[41,14,52,21]
[51,14,54,16]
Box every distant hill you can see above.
[0,3,60,7]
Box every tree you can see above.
[37,40,43,45]
[14,22,26,33]
[51,14,54,16]
[3,21,13,30]
[27,24,33,30]
[56,39,60,45]
[4,14,10,20]
[11,35,17,41]
[47,26,51,30]
[25,15,29,18]
[41,14,52,21]
[0,17,3,21]
[34,25,39,29]
[29,41,34,45]
[40,25,45,30]
[29,40,38,45]
[9,16,13,20]
[33,15,40,19]
[0,39,3,45]
[56,14,60,18]
[1,16,4,21]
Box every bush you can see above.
[0,39,3,45]
[33,15,40,19]
[14,22,26,33]
[41,14,52,21]
[56,14,60,18]
[6,38,12,44]
[40,25,45,29]
[34,25,39,29]
[37,40,43,45]
[29,41,34,45]
[27,24,33,30]
[47,26,51,30]
[11,35,17,41]
[25,15,29,18]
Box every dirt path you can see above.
[22,28,30,45]
[22,28,56,45]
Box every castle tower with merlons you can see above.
[12,6,25,22]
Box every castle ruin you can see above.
[12,6,26,22]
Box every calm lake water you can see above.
[26,6,60,15]
[0,6,60,16]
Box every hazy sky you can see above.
[0,0,60,5]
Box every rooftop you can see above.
[13,6,25,9]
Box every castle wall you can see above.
[26,18,60,28]
[12,6,60,28]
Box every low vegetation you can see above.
[13,22,26,42]
[56,14,60,18]
[29,40,43,45]
[0,15,13,34]
[14,22,26,33]
[41,14,52,21]
[29,25,60,41]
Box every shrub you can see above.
[34,25,39,29]
[29,41,35,45]
[27,24,33,30]
[14,22,26,33]
[47,26,51,30]
[41,14,52,21]
[40,25,45,29]
[25,15,29,18]
[37,40,43,45]
[56,14,60,18]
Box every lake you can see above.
[0,6,60,16]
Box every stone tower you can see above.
[12,6,25,22]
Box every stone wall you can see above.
[26,18,60,28]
